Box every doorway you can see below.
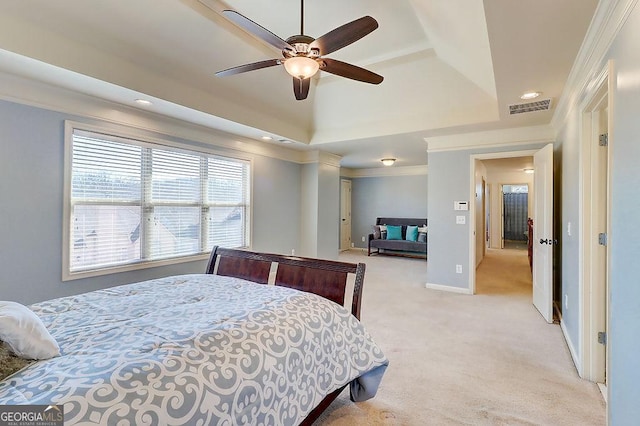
[468,150,545,298]
[340,179,352,251]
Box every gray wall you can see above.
[557,4,640,421]
[251,156,301,255]
[0,100,301,304]
[316,162,340,260]
[350,174,428,249]
[608,11,640,418]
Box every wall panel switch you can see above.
[456,215,466,225]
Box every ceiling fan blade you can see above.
[216,59,281,77]
[310,16,378,56]
[293,77,310,100]
[319,58,383,84]
[222,10,293,52]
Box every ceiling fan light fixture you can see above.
[381,158,396,166]
[284,56,319,79]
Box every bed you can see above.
[0,247,388,425]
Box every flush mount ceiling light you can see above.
[524,168,534,174]
[520,91,541,100]
[134,99,152,106]
[261,136,273,140]
[381,158,396,166]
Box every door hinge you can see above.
[599,133,608,147]
[598,331,607,345]
[598,233,608,246]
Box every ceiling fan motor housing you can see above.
[284,35,319,58]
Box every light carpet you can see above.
[315,248,606,425]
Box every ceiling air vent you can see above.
[509,98,552,115]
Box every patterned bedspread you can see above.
[0,274,388,425]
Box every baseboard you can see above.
[342,247,367,253]
[560,317,582,375]
[425,282,472,295]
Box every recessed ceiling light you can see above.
[520,91,541,100]
[135,99,152,106]
[381,158,396,166]
[261,136,273,140]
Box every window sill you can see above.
[62,253,212,281]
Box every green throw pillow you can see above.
[386,225,403,240]
[406,225,419,241]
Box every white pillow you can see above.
[418,226,428,233]
[0,301,60,360]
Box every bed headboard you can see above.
[206,246,366,320]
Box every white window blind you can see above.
[68,129,250,274]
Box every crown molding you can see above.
[341,165,428,178]
[552,0,638,129]
[300,150,343,167]
[0,69,315,165]
[425,125,554,153]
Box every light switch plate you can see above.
[456,215,466,225]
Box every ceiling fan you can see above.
[215,0,384,101]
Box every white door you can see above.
[533,143,554,323]
[340,179,352,250]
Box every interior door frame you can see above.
[339,179,352,251]
[578,61,612,384]
[468,149,540,294]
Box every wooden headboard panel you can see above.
[205,246,366,319]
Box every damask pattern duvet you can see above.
[0,274,388,425]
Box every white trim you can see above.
[425,282,473,295]
[561,318,582,375]
[469,149,540,160]
[552,0,638,129]
[577,61,612,383]
[300,151,342,167]
[341,165,428,178]
[425,125,555,153]
[65,254,211,282]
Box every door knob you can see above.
[539,238,557,245]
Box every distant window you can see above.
[63,125,250,279]
[503,184,528,193]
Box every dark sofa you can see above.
[368,217,427,258]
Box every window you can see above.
[64,125,250,279]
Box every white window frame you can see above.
[62,121,252,281]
